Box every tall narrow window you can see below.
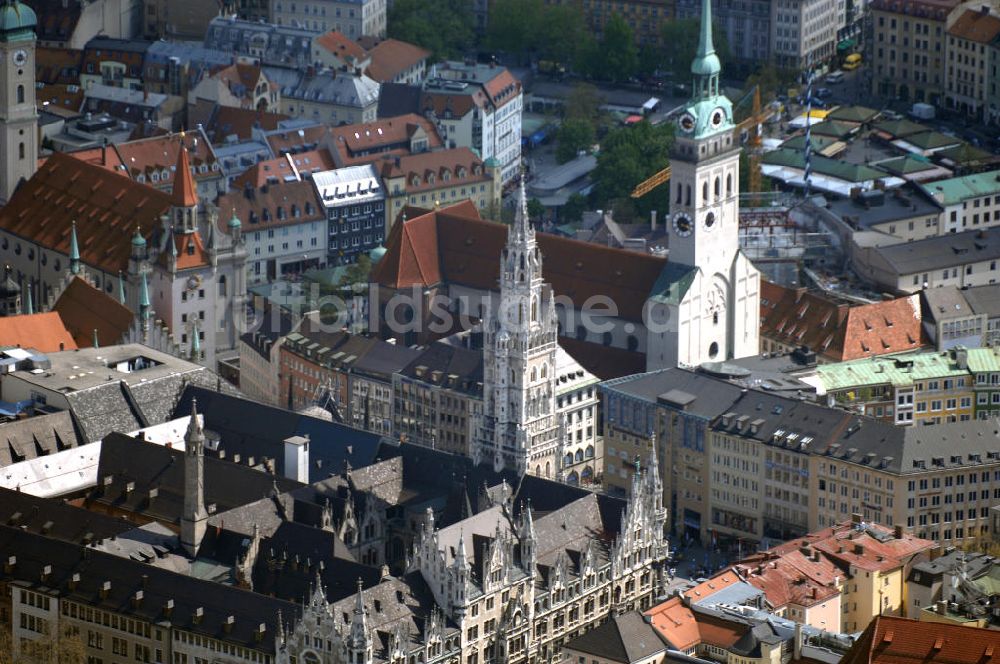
[18,142,24,160]
[16,85,24,104]
[702,182,709,203]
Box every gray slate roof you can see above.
[872,227,1000,274]
[0,410,83,466]
[602,368,745,420]
[563,611,668,662]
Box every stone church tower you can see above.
[0,0,38,204]
[478,183,561,477]
[181,399,208,557]
[646,0,760,370]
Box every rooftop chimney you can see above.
[283,435,310,483]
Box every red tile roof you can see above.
[0,312,77,353]
[731,552,841,609]
[52,276,133,349]
[161,232,210,271]
[35,46,83,85]
[682,571,743,603]
[206,106,288,141]
[377,147,491,194]
[328,114,443,166]
[760,281,923,361]
[42,145,125,174]
[213,62,270,95]
[172,145,199,208]
[315,30,369,64]
[218,179,324,236]
[645,598,701,651]
[372,203,667,322]
[840,615,1000,664]
[116,130,218,187]
[767,520,936,575]
[948,9,1000,43]
[364,38,429,83]
[0,152,172,275]
[36,83,84,114]
[233,150,335,188]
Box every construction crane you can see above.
[629,85,771,200]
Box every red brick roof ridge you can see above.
[172,143,199,208]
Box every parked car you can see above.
[825,71,845,84]
[816,87,833,99]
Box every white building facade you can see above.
[647,0,761,370]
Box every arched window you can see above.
[18,143,24,160]
[675,182,682,204]
[575,450,583,463]
[685,185,691,206]
[218,274,227,296]
[16,85,24,104]
[702,181,709,203]
[726,173,733,196]
[627,335,638,352]
[540,364,547,378]
[545,461,550,477]
[530,367,537,382]
[714,177,721,199]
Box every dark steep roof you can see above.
[0,524,295,654]
[173,385,384,483]
[563,611,668,662]
[89,433,302,529]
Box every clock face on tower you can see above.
[703,211,717,231]
[672,212,693,237]
[12,50,27,67]
[678,112,696,134]
[710,108,726,129]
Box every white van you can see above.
[826,71,845,84]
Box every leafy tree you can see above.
[388,0,475,61]
[562,193,588,223]
[660,18,731,84]
[338,255,373,288]
[0,625,86,664]
[595,13,638,83]
[564,83,603,126]
[484,0,543,62]
[536,5,589,65]
[527,198,546,220]
[591,120,673,220]
[556,118,595,163]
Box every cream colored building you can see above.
[868,0,959,104]
[944,6,1000,123]
[379,148,502,233]
[271,0,386,37]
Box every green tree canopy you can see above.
[660,18,731,84]
[388,0,475,61]
[582,13,638,83]
[592,120,673,219]
[562,193,588,223]
[485,0,590,66]
[555,118,595,164]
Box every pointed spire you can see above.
[691,0,722,88]
[24,280,32,315]
[172,142,199,208]
[454,529,470,569]
[69,221,81,275]
[191,322,201,360]
[186,397,204,449]
[138,271,150,319]
[512,176,532,243]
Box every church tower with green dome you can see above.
[646,0,760,370]
[0,0,37,204]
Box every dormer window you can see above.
[411,175,421,186]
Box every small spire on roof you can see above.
[69,220,81,275]
[24,280,33,315]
